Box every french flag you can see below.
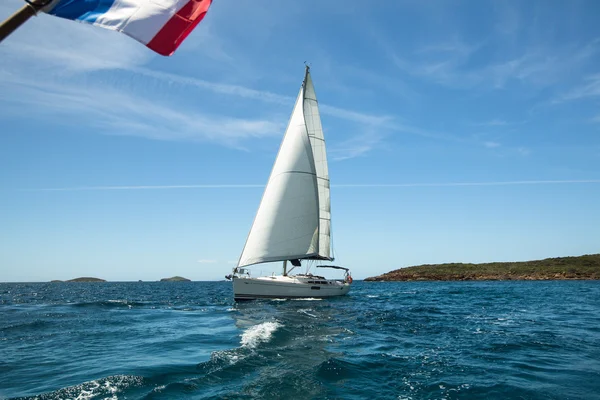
[43,0,213,56]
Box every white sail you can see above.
[238,79,320,268]
[231,66,352,301]
[303,70,333,261]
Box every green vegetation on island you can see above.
[160,276,191,282]
[65,277,106,282]
[365,254,600,281]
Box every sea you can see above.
[1,281,599,400]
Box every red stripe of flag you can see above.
[147,0,213,56]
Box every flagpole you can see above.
[0,1,51,44]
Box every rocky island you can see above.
[65,277,106,282]
[160,276,191,282]
[365,254,600,281]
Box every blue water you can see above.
[1,281,599,399]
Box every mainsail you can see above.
[238,67,332,268]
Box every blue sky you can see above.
[1,0,599,282]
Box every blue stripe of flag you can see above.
[47,0,118,24]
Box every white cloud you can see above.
[197,259,217,264]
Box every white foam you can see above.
[240,321,282,348]
[75,381,100,400]
[211,348,245,366]
[291,298,322,301]
[298,309,317,318]
[55,375,143,400]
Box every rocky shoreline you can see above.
[365,254,600,281]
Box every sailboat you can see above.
[228,66,352,300]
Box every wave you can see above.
[69,300,150,309]
[240,321,282,349]
[12,375,144,400]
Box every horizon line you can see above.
[17,179,600,191]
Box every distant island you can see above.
[160,276,191,282]
[365,254,600,281]
[65,277,106,282]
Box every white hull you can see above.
[233,275,351,300]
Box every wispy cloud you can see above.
[383,30,600,91]
[2,70,399,151]
[334,180,600,188]
[391,49,563,90]
[0,76,283,146]
[556,73,600,103]
[1,3,288,148]
[1,25,393,154]
[319,104,392,126]
[19,180,600,192]
[329,128,385,161]
[30,184,264,191]
[197,259,217,264]
[4,0,564,161]
[129,67,292,105]
[129,67,394,127]
[2,1,467,161]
